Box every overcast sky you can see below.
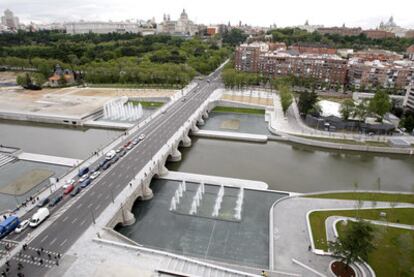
[1,0,413,29]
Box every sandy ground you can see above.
[220,119,240,130]
[0,71,20,84]
[0,86,174,118]
[221,95,273,106]
[0,168,53,195]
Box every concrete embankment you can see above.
[192,130,268,143]
[16,152,83,166]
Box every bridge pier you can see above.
[142,180,154,200]
[121,208,136,226]
[203,111,209,119]
[197,118,205,126]
[181,134,192,147]
[168,147,182,162]
[191,123,200,133]
[157,160,169,176]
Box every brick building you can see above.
[289,44,336,55]
[404,81,414,111]
[362,29,395,39]
[317,26,362,36]
[407,45,414,61]
[235,43,263,72]
[353,49,403,62]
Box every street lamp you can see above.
[90,208,96,225]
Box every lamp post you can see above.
[90,208,96,225]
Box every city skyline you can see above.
[1,0,414,28]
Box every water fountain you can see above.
[212,185,224,217]
[103,97,144,121]
[234,187,244,220]
[170,196,177,211]
[182,180,186,191]
[189,183,205,215]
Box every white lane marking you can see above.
[95,204,101,211]
[49,238,57,246]
[60,239,68,247]
[87,203,93,208]
[77,203,83,209]
[62,216,69,223]
[71,218,78,224]
[80,219,87,226]
[40,235,49,243]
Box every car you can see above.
[99,160,107,168]
[48,195,63,207]
[70,186,81,197]
[126,144,133,150]
[181,98,186,102]
[29,208,49,228]
[116,148,122,153]
[37,198,50,208]
[132,138,139,145]
[80,179,91,189]
[105,150,116,160]
[139,134,145,140]
[120,150,127,157]
[111,155,119,164]
[90,171,100,180]
[124,141,131,148]
[64,184,74,195]
[63,179,76,189]
[14,220,30,234]
[78,167,89,177]
[102,161,111,170]
[79,173,89,183]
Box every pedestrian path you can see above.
[16,152,82,167]
[0,153,15,168]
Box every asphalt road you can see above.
[0,69,223,277]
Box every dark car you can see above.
[102,161,111,170]
[111,155,119,164]
[80,179,91,189]
[78,167,89,177]
[48,195,63,207]
[120,150,127,157]
[70,186,81,197]
[36,198,50,208]
[99,160,107,168]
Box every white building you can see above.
[1,9,19,31]
[157,9,198,36]
[404,81,414,111]
[295,20,324,33]
[64,20,154,35]
[378,16,408,38]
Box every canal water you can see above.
[0,120,122,159]
[168,113,414,193]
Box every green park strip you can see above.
[309,207,414,251]
[337,221,414,276]
[87,83,179,89]
[307,192,414,204]
[212,106,265,115]
[130,101,164,108]
[295,135,389,147]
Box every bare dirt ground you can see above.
[0,168,53,195]
[221,94,273,106]
[68,88,176,98]
[220,119,240,130]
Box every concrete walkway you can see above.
[271,196,413,276]
[17,152,83,167]
[159,171,269,190]
[192,130,268,143]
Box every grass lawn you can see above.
[212,106,265,115]
[296,135,389,147]
[129,101,164,108]
[307,192,414,204]
[337,221,414,277]
[309,207,414,251]
[88,83,180,89]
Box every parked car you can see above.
[105,150,116,160]
[49,195,63,207]
[36,198,50,208]
[79,173,89,183]
[64,184,74,195]
[116,148,123,153]
[111,155,119,164]
[78,167,89,177]
[14,220,30,234]
[132,139,139,145]
[80,179,91,189]
[126,144,133,150]
[70,186,81,197]
[90,171,100,180]
[139,134,145,140]
[63,179,75,189]
[99,160,107,168]
[29,208,49,228]
[120,150,127,157]
[124,141,132,148]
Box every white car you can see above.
[63,179,76,189]
[15,219,30,233]
[79,174,89,183]
[90,171,101,180]
[139,134,145,140]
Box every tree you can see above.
[279,85,293,115]
[298,91,318,115]
[353,100,369,123]
[329,220,375,268]
[369,90,391,122]
[339,99,355,121]
[16,73,30,87]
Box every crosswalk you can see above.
[0,153,15,168]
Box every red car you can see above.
[64,184,74,195]
[124,141,132,148]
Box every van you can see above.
[78,167,89,177]
[105,150,116,160]
[29,208,50,228]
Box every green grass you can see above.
[87,83,181,89]
[212,106,265,115]
[309,207,414,251]
[307,192,414,204]
[296,135,389,147]
[129,101,164,108]
[337,221,414,277]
